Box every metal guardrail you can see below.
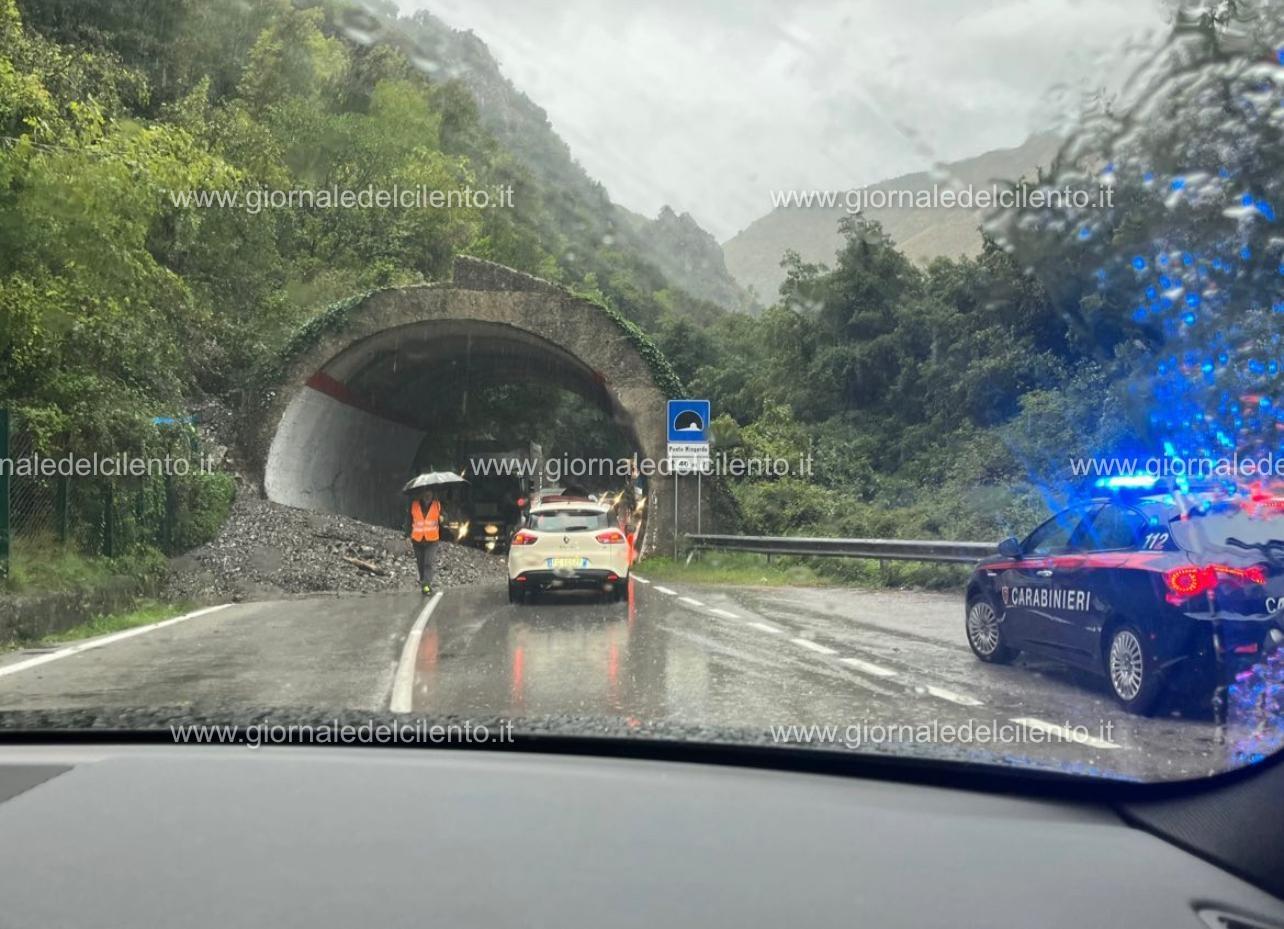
[685,534,996,564]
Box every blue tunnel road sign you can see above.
[667,400,710,443]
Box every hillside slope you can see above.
[403,11,752,312]
[722,132,1062,302]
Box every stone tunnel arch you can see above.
[252,258,680,553]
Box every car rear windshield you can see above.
[1169,505,1284,555]
[529,510,612,532]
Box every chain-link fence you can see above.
[7,425,61,544]
[1,408,231,583]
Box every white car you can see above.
[523,486,596,507]
[507,501,630,604]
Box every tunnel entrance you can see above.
[256,258,677,552]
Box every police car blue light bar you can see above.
[1094,474,1160,490]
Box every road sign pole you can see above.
[667,399,712,564]
[673,472,679,559]
[696,469,702,536]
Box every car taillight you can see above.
[1165,565,1216,601]
[1219,564,1268,584]
[511,531,538,546]
[595,530,626,544]
[1163,563,1267,603]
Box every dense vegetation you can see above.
[0,0,721,452]
[0,0,726,584]
[2,0,1282,589]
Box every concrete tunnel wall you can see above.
[254,257,683,553]
[265,382,426,530]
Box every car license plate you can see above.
[548,556,588,570]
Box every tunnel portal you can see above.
[255,258,676,552]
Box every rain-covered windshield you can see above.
[2,0,1284,785]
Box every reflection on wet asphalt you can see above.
[0,577,1267,780]
[410,579,1245,779]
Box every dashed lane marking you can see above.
[923,685,983,707]
[390,592,443,714]
[0,604,234,680]
[1011,716,1119,750]
[792,638,838,656]
[632,575,650,584]
[637,581,983,710]
[839,656,897,678]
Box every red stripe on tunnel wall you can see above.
[305,370,361,405]
[304,370,423,431]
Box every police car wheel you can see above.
[508,581,525,605]
[966,598,1016,663]
[1106,624,1160,714]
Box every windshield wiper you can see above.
[1225,537,1284,562]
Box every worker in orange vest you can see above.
[409,490,445,595]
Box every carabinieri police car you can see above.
[965,477,1284,714]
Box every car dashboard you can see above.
[0,743,1282,929]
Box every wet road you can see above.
[0,595,414,711]
[410,576,1234,778]
[0,575,1256,779]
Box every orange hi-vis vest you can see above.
[411,499,441,542]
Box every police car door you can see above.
[1003,504,1099,653]
[1054,502,1147,663]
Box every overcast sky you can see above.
[397,0,1168,241]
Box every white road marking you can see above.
[390,593,443,713]
[653,586,678,595]
[632,575,650,584]
[840,656,897,678]
[710,608,741,620]
[923,685,983,707]
[0,604,234,680]
[1011,717,1119,750]
[748,622,784,635]
[678,596,705,607]
[792,638,837,656]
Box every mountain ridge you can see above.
[722,132,1063,302]
[404,11,753,313]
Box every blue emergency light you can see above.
[1094,474,1160,491]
